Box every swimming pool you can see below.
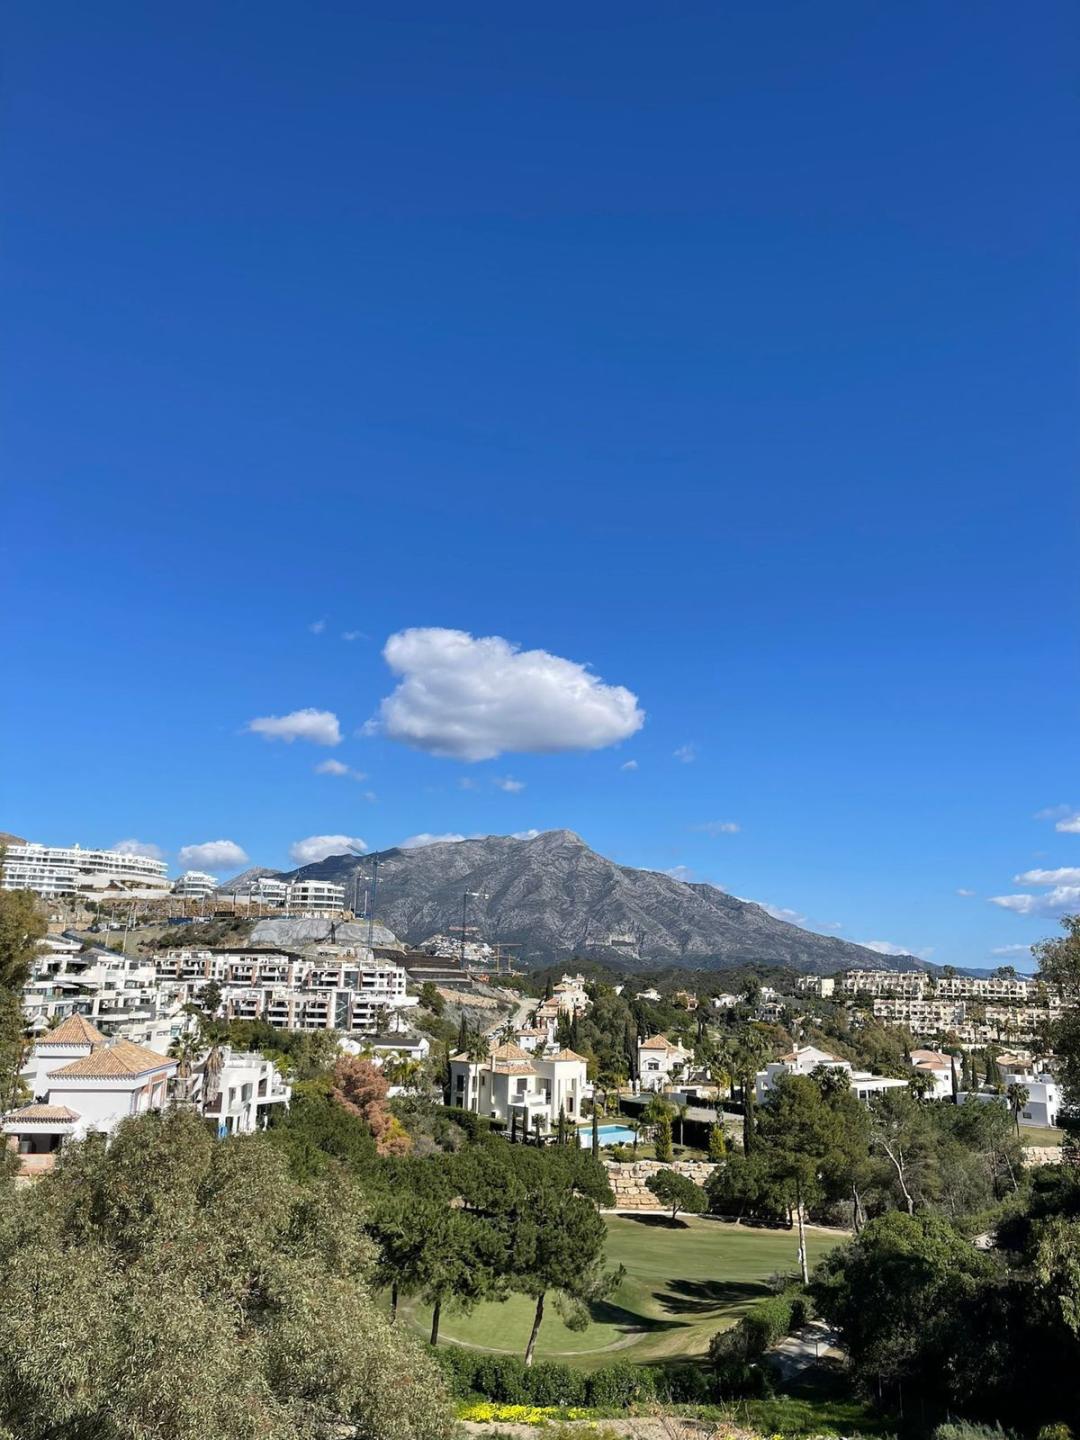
[578,1123,637,1148]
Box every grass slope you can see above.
[406,1214,843,1366]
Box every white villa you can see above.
[756,1044,909,1104]
[449,1041,588,1135]
[188,1045,291,1135]
[909,1048,954,1098]
[4,1016,177,1178]
[637,1034,692,1091]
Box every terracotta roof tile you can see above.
[546,1048,588,1062]
[39,1014,106,1047]
[4,1103,80,1123]
[49,1038,174,1080]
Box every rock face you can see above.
[248,829,924,976]
[604,1159,716,1210]
[248,917,403,950]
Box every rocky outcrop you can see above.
[603,1158,716,1210]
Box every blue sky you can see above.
[3,2,1077,969]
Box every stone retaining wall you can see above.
[604,1158,716,1209]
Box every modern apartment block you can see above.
[1,842,171,899]
[154,945,412,1034]
[24,937,188,1051]
[172,870,219,899]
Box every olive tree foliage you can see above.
[0,1109,455,1440]
[0,886,46,1113]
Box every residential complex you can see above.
[172,870,219,899]
[1,842,171,899]
[154,944,413,1033]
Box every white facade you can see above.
[4,1025,177,1178]
[286,879,346,914]
[172,870,219,899]
[637,1034,692,1091]
[756,1045,909,1104]
[449,1043,588,1134]
[23,942,189,1052]
[189,1046,292,1135]
[2,843,170,899]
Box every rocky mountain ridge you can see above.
[224,829,926,976]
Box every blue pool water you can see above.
[578,1123,637,1148]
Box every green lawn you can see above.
[404,1215,843,1366]
[1021,1124,1064,1147]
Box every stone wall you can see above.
[604,1158,716,1210]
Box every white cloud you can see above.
[992,944,1033,957]
[398,832,468,849]
[289,834,368,865]
[1035,805,1080,834]
[315,759,350,776]
[620,760,639,771]
[990,885,1080,917]
[662,865,697,883]
[458,777,479,790]
[341,630,367,642]
[314,759,368,781]
[247,708,342,746]
[309,618,327,635]
[1014,867,1080,885]
[368,627,644,761]
[511,829,541,840]
[955,888,976,897]
[694,820,740,836]
[857,939,913,957]
[673,743,697,764]
[494,775,526,793]
[759,902,809,927]
[113,838,165,861]
[178,839,249,871]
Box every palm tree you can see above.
[168,1034,198,1106]
[1007,1082,1030,1137]
[202,1040,225,1117]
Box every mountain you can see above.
[238,829,926,976]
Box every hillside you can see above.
[226,829,925,975]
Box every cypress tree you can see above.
[456,1014,468,1052]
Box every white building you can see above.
[449,1042,588,1135]
[998,1061,1062,1128]
[908,1048,954,1099]
[24,942,188,1052]
[188,1046,291,1135]
[4,1024,177,1178]
[795,976,836,998]
[1,842,171,899]
[637,1034,692,1091]
[172,870,219,899]
[756,1044,908,1104]
[286,879,346,914]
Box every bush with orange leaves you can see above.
[330,1055,412,1156]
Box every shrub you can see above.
[584,1360,656,1408]
[1037,1428,1073,1440]
[471,1353,530,1404]
[524,1362,586,1407]
[934,1425,1018,1440]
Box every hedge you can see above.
[433,1349,728,1407]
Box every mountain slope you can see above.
[238,829,923,975]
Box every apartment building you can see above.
[154,944,412,1035]
[172,870,218,899]
[2,842,171,899]
[844,968,1039,1003]
[24,940,188,1052]
[287,879,346,914]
